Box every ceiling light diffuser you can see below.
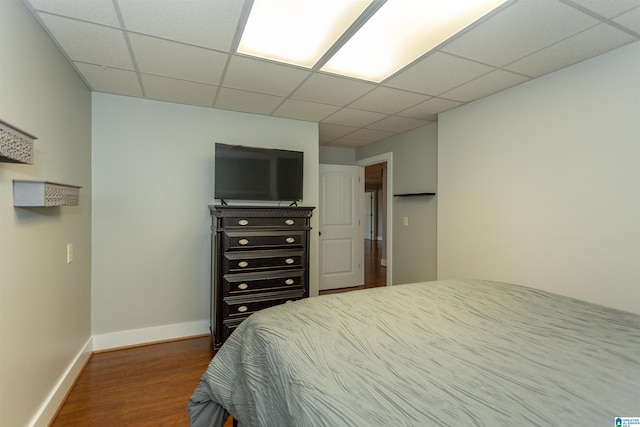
[321,0,509,82]
[237,0,373,68]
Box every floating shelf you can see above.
[13,180,81,207]
[0,119,36,164]
[394,192,436,197]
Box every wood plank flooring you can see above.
[51,336,220,427]
[52,240,384,425]
[363,238,386,289]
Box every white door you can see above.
[319,164,364,290]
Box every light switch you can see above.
[403,216,409,226]
[67,243,73,263]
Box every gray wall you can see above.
[357,123,438,284]
[0,1,92,425]
[92,94,320,344]
[438,41,640,314]
[319,145,357,165]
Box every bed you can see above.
[188,279,640,426]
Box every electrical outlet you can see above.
[403,216,409,226]
[67,243,73,263]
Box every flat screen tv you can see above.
[214,143,304,202]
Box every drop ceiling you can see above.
[23,0,640,148]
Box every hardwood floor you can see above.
[363,238,386,289]
[320,238,386,295]
[52,241,385,425]
[51,335,226,427]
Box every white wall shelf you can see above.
[0,119,36,164]
[13,180,81,207]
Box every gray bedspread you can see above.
[188,279,640,426]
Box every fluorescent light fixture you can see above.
[237,0,508,82]
[237,0,373,68]
[322,0,509,82]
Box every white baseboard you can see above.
[29,337,93,427]
[92,320,210,351]
[27,322,209,426]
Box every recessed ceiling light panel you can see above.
[237,0,373,68]
[321,0,509,82]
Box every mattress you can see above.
[188,279,640,426]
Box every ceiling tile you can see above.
[505,24,636,78]
[74,62,143,97]
[129,33,227,85]
[347,128,395,142]
[117,0,244,51]
[22,0,639,148]
[398,97,462,120]
[223,56,311,97]
[348,87,430,114]
[328,136,375,148]
[141,74,216,107]
[38,14,133,69]
[367,116,431,133]
[613,6,640,34]
[441,0,599,67]
[215,87,284,115]
[568,0,640,19]
[291,73,375,106]
[323,108,388,128]
[385,52,494,96]
[272,99,340,122]
[26,0,120,26]
[440,69,529,102]
[319,135,335,144]
[319,123,358,141]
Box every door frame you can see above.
[357,152,393,287]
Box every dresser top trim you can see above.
[209,205,314,218]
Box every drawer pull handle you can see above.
[238,219,249,226]
[238,261,249,268]
[285,237,295,244]
[285,258,294,265]
[237,305,248,313]
[285,219,294,225]
[238,283,249,290]
[285,279,294,285]
[239,238,249,245]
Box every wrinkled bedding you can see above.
[189,279,640,426]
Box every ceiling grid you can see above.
[22,0,640,147]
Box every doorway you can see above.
[364,165,385,288]
[317,153,393,295]
[358,152,393,288]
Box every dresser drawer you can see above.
[221,317,244,341]
[221,216,307,229]
[223,292,304,319]
[223,269,304,296]
[223,249,304,273]
[223,230,304,250]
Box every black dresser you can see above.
[209,205,314,350]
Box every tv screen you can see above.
[214,143,304,202]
